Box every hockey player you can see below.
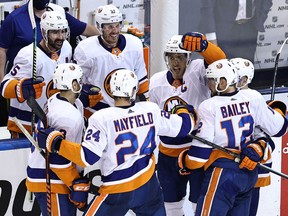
[74,4,149,118]
[0,0,99,78]
[28,63,90,215]
[178,59,287,215]
[230,57,275,216]
[0,0,100,127]
[36,69,197,216]
[0,10,102,138]
[0,10,70,138]
[149,33,226,215]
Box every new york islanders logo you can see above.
[163,96,188,112]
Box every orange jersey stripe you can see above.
[255,175,271,188]
[138,80,149,95]
[85,194,108,216]
[204,149,241,170]
[50,164,80,187]
[59,140,87,168]
[99,156,156,194]
[8,119,32,134]
[3,79,18,98]
[199,41,226,65]
[186,156,205,170]
[201,167,222,216]
[159,143,189,157]
[51,193,59,216]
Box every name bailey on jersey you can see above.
[114,112,153,132]
[220,102,250,119]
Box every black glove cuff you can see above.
[53,136,63,152]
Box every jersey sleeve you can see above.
[186,101,214,169]
[49,154,80,187]
[58,115,104,168]
[199,41,226,65]
[1,47,33,98]
[157,108,194,138]
[254,96,287,137]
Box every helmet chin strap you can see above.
[215,81,229,93]
[72,85,82,95]
[44,38,61,54]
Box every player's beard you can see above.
[102,32,119,47]
[48,39,64,51]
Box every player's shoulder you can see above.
[149,71,168,92]
[62,40,72,50]
[61,40,72,55]
[75,36,99,55]
[185,59,205,76]
[122,33,140,41]
[77,35,99,48]
[198,95,221,112]
[90,107,114,120]
[137,101,159,110]
[190,58,204,66]
[150,70,167,83]
[48,94,82,117]
[239,88,263,100]
[15,43,34,59]
[122,34,142,47]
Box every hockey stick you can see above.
[13,116,74,194]
[27,0,38,205]
[13,117,45,157]
[27,97,51,216]
[188,134,288,179]
[271,37,288,100]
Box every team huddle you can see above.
[0,1,287,216]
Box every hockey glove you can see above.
[37,128,64,153]
[79,84,103,108]
[178,149,191,175]
[171,104,198,125]
[16,78,45,103]
[69,177,90,211]
[239,142,265,170]
[266,100,287,117]
[180,32,208,52]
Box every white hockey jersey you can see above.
[58,101,194,194]
[149,59,210,156]
[74,34,148,114]
[186,89,287,170]
[26,93,85,193]
[1,41,72,134]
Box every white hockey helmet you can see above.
[53,63,83,93]
[110,69,139,102]
[95,4,123,32]
[164,35,191,65]
[46,3,66,17]
[40,10,69,42]
[206,59,237,93]
[230,58,254,88]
